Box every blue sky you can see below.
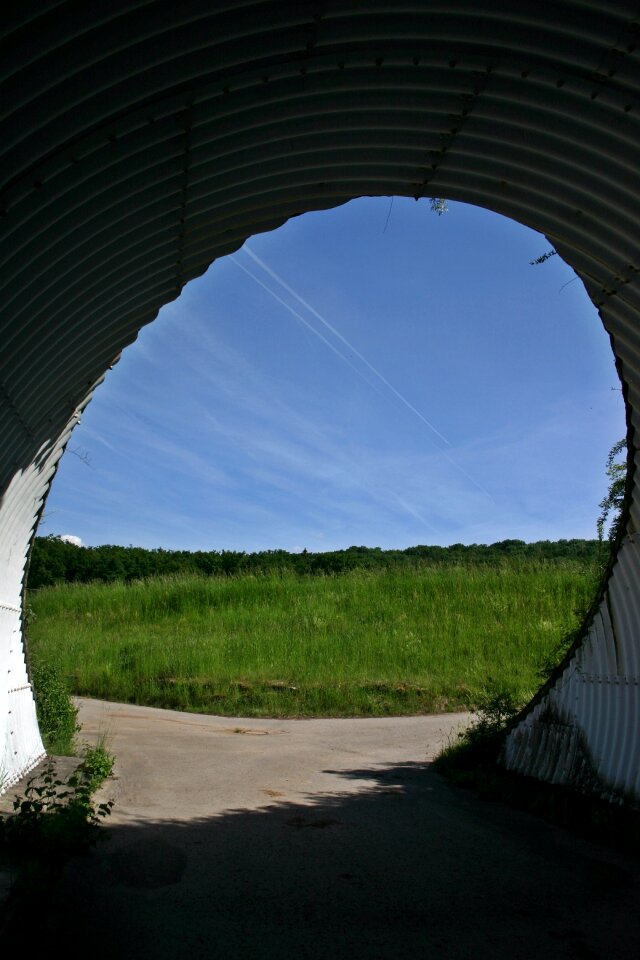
[43,197,626,552]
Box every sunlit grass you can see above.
[27,562,600,717]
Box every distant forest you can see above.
[27,535,607,589]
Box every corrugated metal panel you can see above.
[0,602,44,791]
[1,1,640,798]
[0,404,91,788]
[5,686,45,793]
[502,537,640,801]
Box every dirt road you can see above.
[23,699,640,958]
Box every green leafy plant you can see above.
[23,603,37,627]
[597,437,627,544]
[30,660,79,755]
[429,197,448,215]
[529,248,557,265]
[81,740,115,793]
[434,685,523,774]
[434,689,640,855]
[0,759,113,862]
[0,756,115,937]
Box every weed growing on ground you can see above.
[434,685,523,774]
[0,757,115,937]
[433,687,640,856]
[80,739,115,793]
[0,759,114,863]
[30,660,79,755]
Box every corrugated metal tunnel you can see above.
[1,2,639,800]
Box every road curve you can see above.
[29,700,640,957]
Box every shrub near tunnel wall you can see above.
[1,3,639,800]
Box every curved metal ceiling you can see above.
[1,1,639,799]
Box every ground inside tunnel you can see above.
[6,699,638,959]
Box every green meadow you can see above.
[26,561,601,717]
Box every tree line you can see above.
[26,535,607,589]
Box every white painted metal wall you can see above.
[0,411,87,790]
[0,603,42,791]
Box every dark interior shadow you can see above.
[26,764,640,959]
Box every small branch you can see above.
[530,249,557,266]
[69,445,92,468]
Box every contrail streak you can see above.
[229,256,386,398]
[215,269,438,528]
[241,246,494,501]
[244,245,451,447]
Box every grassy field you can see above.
[26,562,601,717]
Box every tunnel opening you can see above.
[23,196,626,738]
[2,2,640,802]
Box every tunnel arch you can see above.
[1,2,639,800]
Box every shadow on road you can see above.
[29,762,640,959]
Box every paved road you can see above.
[20,700,640,957]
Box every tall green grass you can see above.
[26,562,600,717]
